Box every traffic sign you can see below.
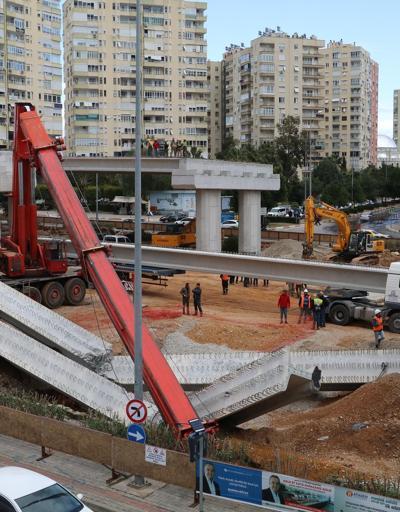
[127,424,146,444]
[126,399,148,424]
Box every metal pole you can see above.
[134,0,144,487]
[199,435,204,512]
[95,172,99,223]
[351,166,354,206]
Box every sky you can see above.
[205,0,400,137]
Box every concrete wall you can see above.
[0,406,195,489]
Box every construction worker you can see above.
[311,365,322,390]
[192,283,203,316]
[372,309,385,348]
[220,274,229,295]
[319,291,329,327]
[298,289,311,324]
[278,289,291,324]
[180,282,190,315]
[312,293,323,330]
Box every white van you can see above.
[267,206,292,217]
[103,234,130,244]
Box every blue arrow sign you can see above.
[127,423,146,444]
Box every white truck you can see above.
[326,262,400,333]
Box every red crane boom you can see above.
[16,104,202,435]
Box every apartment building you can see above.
[63,0,208,157]
[222,30,326,164]
[207,60,222,157]
[322,42,378,170]
[394,89,400,147]
[0,0,62,148]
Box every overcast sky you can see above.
[206,0,399,138]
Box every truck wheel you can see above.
[329,304,350,325]
[64,277,86,306]
[22,286,42,304]
[42,281,65,309]
[388,312,400,334]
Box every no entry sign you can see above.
[125,399,148,424]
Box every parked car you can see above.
[266,206,292,217]
[175,216,195,225]
[160,215,177,223]
[103,234,131,244]
[0,466,93,511]
[221,219,239,228]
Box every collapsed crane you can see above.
[12,103,206,435]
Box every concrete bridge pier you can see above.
[196,189,221,252]
[238,190,261,255]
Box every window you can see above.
[0,496,15,511]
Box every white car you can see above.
[175,216,195,225]
[221,219,239,228]
[266,206,292,217]
[0,466,93,511]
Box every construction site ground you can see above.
[56,269,400,480]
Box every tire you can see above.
[329,304,351,325]
[21,286,42,304]
[64,277,86,306]
[41,281,65,309]
[388,312,400,334]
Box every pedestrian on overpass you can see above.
[180,282,190,315]
[192,283,203,316]
[278,289,290,324]
[372,309,385,348]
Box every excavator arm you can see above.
[304,196,351,256]
[15,104,204,435]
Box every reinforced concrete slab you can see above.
[0,280,112,371]
[0,320,159,422]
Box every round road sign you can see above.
[126,399,148,424]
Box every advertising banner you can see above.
[196,459,400,512]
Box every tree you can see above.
[274,116,307,182]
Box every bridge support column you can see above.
[238,190,261,255]
[196,189,221,252]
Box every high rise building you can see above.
[394,90,400,147]
[0,0,62,148]
[222,31,326,164]
[207,60,222,158]
[322,42,378,170]
[63,0,208,157]
[220,30,378,170]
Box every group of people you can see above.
[277,288,328,329]
[144,138,199,158]
[180,282,203,316]
[219,275,269,295]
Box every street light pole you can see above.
[134,0,144,487]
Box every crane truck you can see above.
[303,196,385,260]
[9,103,209,436]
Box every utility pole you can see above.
[134,0,144,488]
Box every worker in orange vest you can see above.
[298,289,311,324]
[220,274,229,295]
[372,309,385,348]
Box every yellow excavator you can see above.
[303,196,385,259]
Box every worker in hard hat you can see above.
[372,309,385,349]
[298,289,311,324]
[312,293,324,330]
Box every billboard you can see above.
[196,459,400,512]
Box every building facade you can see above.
[63,0,208,157]
[220,31,378,170]
[222,30,326,164]
[394,89,400,147]
[0,0,62,148]
[322,42,378,170]
[207,59,222,158]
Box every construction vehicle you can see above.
[151,219,196,248]
[303,196,385,260]
[0,109,86,308]
[11,103,206,436]
[324,286,400,333]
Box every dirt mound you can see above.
[248,374,400,466]
[262,239,303,259]
[143,307,182,320]
[377,250,400,267]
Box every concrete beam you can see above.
[63,157,179,174]
[68,242,391,293]
[172,159,280,191]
